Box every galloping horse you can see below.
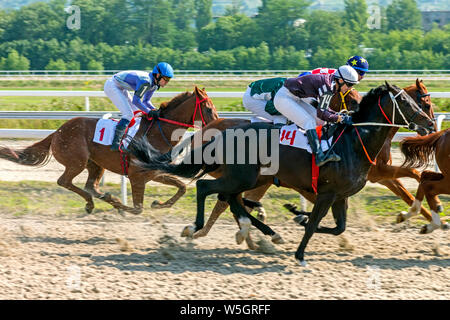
[400,128,450,234]
[132,83,435,265]
[0,87,218,214]
[161,79,438,249]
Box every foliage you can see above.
[0,0,447,71]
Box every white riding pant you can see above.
[243,87,287,124]
[104,78,138,121]
[274,86,324,131]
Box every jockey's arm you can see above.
[132,80,152,114]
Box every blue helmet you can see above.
[152,62,174,79]
[346,56,369,74]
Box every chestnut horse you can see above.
[0,86,218,214]
[400,129,450,234]
[173,80,439,248]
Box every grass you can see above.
[0,181,448,226]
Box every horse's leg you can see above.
[295,192,336,267]
[314,198,347,235]
[418,174,450,234]
[182,178,228,237]
[57,166,95,214]
[243,182,272,222]
[377,179,433,223]
[150,173,187,209]
[191,199,229,238]
[228,194,255,245]
[84,160,106,198]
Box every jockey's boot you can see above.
[110,118,130,152]
[306,129,341,167]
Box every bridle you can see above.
[352,88,423,165]
[145,94,212,147]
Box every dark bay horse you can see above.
[400,128,450,233]
[0,86,218,214]
[164,79,438,249]
[132,82,435,265]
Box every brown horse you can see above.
[0,86,218,214]
[176,80,439,248]
[400,129,450,234]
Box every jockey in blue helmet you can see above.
[346,55,369,80]
[299,56,369,81]
[104,62,174,151]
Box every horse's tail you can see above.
[0,133,54,166]
[130,136,220,180]
[401,130,446,168]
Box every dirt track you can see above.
[0,211,449,300]
[0,139,449,300]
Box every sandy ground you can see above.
[0,139,448,300]
[0,212,448,300]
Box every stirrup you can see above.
[315,152,341,167]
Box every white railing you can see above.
[0,90,449,112]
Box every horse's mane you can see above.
[159,91,193,111]
[351,84,390,123]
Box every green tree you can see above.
[45,58,67,70]
[256,0,310,49]
[195,0,212,31]
[87,59,104,70]
[343,0,369,43]
[386,0,422,31]
[0,50,30,70]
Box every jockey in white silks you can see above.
[274,65,360,167]
[104,62,174,151]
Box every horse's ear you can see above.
[416,78,421,88]
[385,81,393,91]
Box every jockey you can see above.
[274,65,359,167]
[243,77,288,124]
[299,55,369,81]
[104,62,174,151]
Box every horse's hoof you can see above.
[117,209,125,217]
[192,230,206,239]
[296,258,307,267]
[420,225,432,234]
[85,204,94,214]
[181,225,195,238]
[396,212,407,224]
[256,213,266,223]
[436,205,444,213]
[293,214,308,226]
[271,233,285,244]
[441,223,449,231]
[236,231,246,245]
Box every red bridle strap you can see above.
[354,127,376,165]
[378,96,392,124]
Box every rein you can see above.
[145,95,211,147]
[352,89,409,165]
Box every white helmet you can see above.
[334,65,359,85]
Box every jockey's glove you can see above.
[341,115,354,126]
[147,109,160,120]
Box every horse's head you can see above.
[384,81,435,136]
[329,87,362,114]
[158,86,219,128]
[403,79,437,131]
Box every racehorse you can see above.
[160,79,439,249]
[0,86,218,214]
[131,82,435,265]
[400,128,450,234]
